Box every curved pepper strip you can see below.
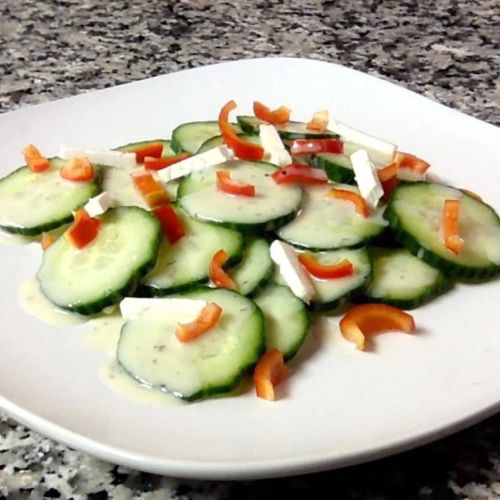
[60,157,96,182]
[175,303,223,343]
[216,169,255,197]
[394,151,430,173]
[327,188,370,217]
[272,164,327,185]
[219,100,265,161]
[209,249,237,290]
[144,153,192,171]
[306,110,329,132]
[290,139,343,156]
[298,253,353,279]
[253,349,287,401]
[340,303,416,350]
[23,144,50,173]
[253,101,290,125]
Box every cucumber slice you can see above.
[277,184,387,250]
[254,283,309,360]
[386,182,500,278]
[363,247,447,309]
[197,134,261,154]
[0,159,100,236]
[140,210,243,296]
[117,287,265,401]
[114,139,176,157]
[237,116,339,140]
[312,153,355,184]
[171,121,242,154]
[179,160,303,232]
[37,207,161,314]
[229,237,273,295]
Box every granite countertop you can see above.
[0,0,499,498]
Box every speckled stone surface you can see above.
[0,0,499,498]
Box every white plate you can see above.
[0,58,499,480]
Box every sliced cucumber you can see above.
[363,247,447,308]
[179,160,303,232]
[277,184,387,250]
[386,182,500,278]
[117,287,265,401]
[140,210,243,296]
[254,283,309,360]
[0,159,100,236]
[37,207,161,314]
[114,139,176,157]
[229,237,273,296]
[171,121,242,154]
[302,247,372,310]
[196,134,261,154]
[237,116,339,140]
[312,153,355,184]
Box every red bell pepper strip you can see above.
[339,303,416,350]
[306,110,329,132]
[144,153,192,171]
[394,151,430,173]
[65,209,101,249]
[327,188,370,217]
[216,169,256,197]
[209,249,237,290]
[377,161,399,199]
[133,143,164,163]
[298,253,354,279]
[253,101,291,125]
[40,233,55,250]
[290,139,343,156]
[175,303,223,343]
[23,145,50,173]
[253,349,287,401]
[60,157,96,182]
[152,204,186,244]
[272,164,327,185]
[443,199,464,255]
[218,100,265,161]
[131,170,169,208]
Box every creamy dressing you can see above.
[18,276,87,326]
[0,229,37,246]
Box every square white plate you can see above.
[0,58,499,480]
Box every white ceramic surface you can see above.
[0,58,499,480]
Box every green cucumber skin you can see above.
[171,122,242,154]
[311,155,355,184]
[114,139,174,156]
[0,162,101,236]
[119,287,266,402]
[196,134,261,154]
[385,182,500,279]
[38,207,162,315]
[236,116,339,140]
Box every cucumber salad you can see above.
[0,100,499,402]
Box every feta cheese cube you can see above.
[120,297,207,321]
[350,149,384,209]
[259,124,292,167]
[58,146,137,169]
[84,192,115,217]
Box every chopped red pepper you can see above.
[23,144,50,173]
[144,153,192,171]
[327,188,370,217]
[153,204,186,244]
[40,233,55,250]
[65,209,101,249]
[60,157,96,182]
[253,349,287,401]
[131,170,169,208]
[339,303,416,350]
[394,152,430,173]
[443,199,464,255]
[290,139,343,156]
[253,101,291,125]
[209,249,237,290]
[133,143,164,163]
[176,303,223,343]
[272,164,327,185]
[218,100,265,161]
[306,110,329,132]
[298,253,354,280]
[216,169,256,197]
[378,161,399,199]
